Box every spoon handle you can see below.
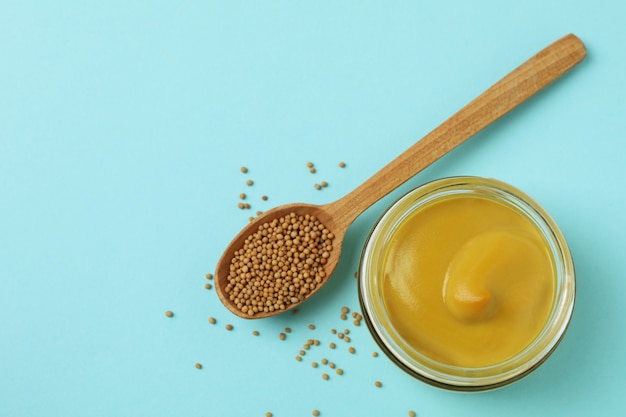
[326,33,586,230]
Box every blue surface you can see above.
[1,1,625,416]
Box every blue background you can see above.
[1,1,624,416]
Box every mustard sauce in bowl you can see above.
[359,177,575,391]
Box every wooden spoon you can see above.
[215,33,586,319]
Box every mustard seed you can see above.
[284,327,291,333]
[372,352,379,358]
[239,193,246,199]
[349,347,356,354]
[205,273,213,280]
[312,410,320,416]
[262,195,268,201]
[353,320,361,326]
[314,183,321,190]
[252,330,259,336]
[409,412,416,417]
[279,333,286,341]
[225,324,233,331]
[344,329,350,335]
[340,313,347,320]
[299,350,306,356]
[237,202,245,209]
[165,310,173,318]
[313,339,320,346]
[195,363,202,369]
[339,162,346,168]
[312,362,318,368]
[266,412,272,417]
[246,179,253,186]
[306,162,314,168]
[208,317,216,324]
[205,283,212,290]
[307,339,314,345]
[344,337,351,343]
[329,362,335,369]
[320,181,328,187]
[240,166,248,173]
[322,373,329,380]
[321,358,328,365]
[309,167,316,174]
[336,368,344,375]
[309,324,316,330]
[341,306,349,314]
[293,309,299,315]
[375,381,382,388]
[296,356,302,361]
[224,212,335,316]
[337,332,344,339]
[329,343,336,349]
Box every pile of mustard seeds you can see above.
[224,212,335,316]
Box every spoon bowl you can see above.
[215,34,586,319]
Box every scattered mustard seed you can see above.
[237,202,245,209]
[246,179,253,186]
[205,273,213,280]
[309,167,316,174]
[341,306,349,314]
[336,368,344,375]
[208,317,216,324]
[311,362,318,368]
[337,332,344,339]
[240,166,248,173]
[312,410,320,416]
[321,358,328,365]
[313,339,320,346]
[299,350,306,356]
[307,339,314,345]
[279,333,286,341]
[329,343,336,349]
[329,362,335,369]
[344,337,351,343]
[314,183,322,190]
[195,363,202,369]
[165,310,173,318]
[344,329,350,335]
[339,162,346,168]
[353,320,361,326]
[331,329,337,334]
[293,309,299,315]
[296,356,302,362]
[372,352,379,358]
[284,327,291,334]
[239,193,246,200]
[252,330,259,336]
[265,412,272,417]
[322,373,329,380]
[349,347,356,354]
[205,283,212,290]
[320,181,328,187]
[306,162,314,168]
[308,324,316,330]
[409,412,416,417]
[375,381,382,388]
[225,324,233,331]
[340,313,347,320]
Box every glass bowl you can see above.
[358,176,575,391]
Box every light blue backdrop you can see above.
[1,1,624,416]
